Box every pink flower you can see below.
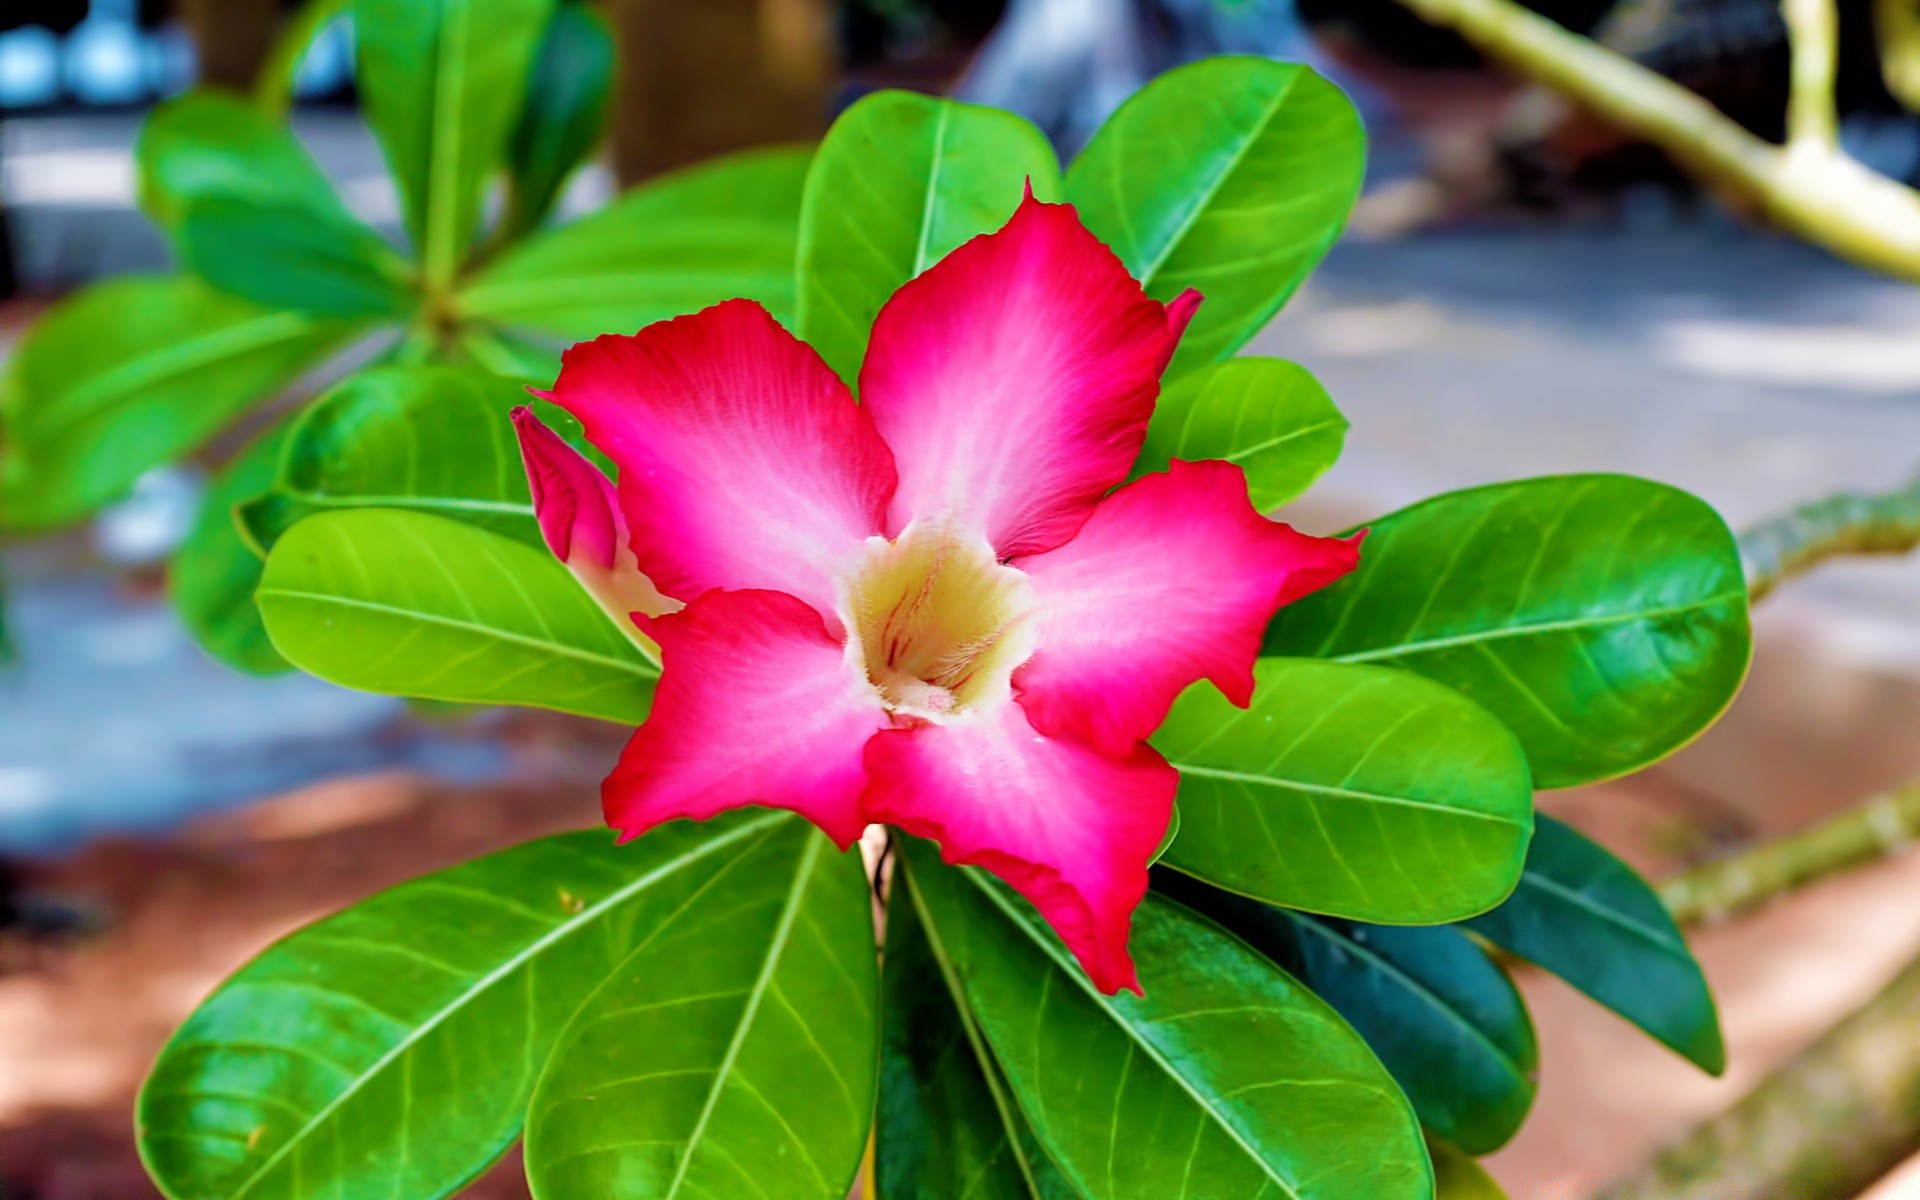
[513,193,1360,994]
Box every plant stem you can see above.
[1660,776,1920,925]
[1784,0,1840,148]
[1739,475,1920,602]
[1390,0,1920,283]
[1594,947,1920,1200]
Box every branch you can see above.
[1390,0,1920,284]
[1595,944,1920,1200]
[1739,475,1920,602]
[1660,775,1920,925]
[1784,0,1840,147]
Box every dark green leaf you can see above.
[138,812,793,1200]
[796,90,1060,386]
[1155,658,1533,923]
[0,276,349,531]
[1263,474,1753,788]
[1430,1139,1508,1200]
[901,839,1431,1200]
[503,3,615,238]
[460,144,811,340]
[1465,815,1725,1073]
[879,870,1080,1200]
[237,365,549,555]
[258,508,656,721]
[170,422,294,675]
[526,819,878,1199]
[355,0,555,281]
[1133,357,1346,510]
[138,90,411,318]
[1066,57,1365,378]
[1165,879,1535,1155]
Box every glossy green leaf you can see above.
[526,819,878,1199]
[461,144,811,340]
[1132,357,1346,510]
[879,871,1079,1200]
[1465,815,1725,1073]
[0,276,349,531]
[1263,474,1753,788]
[170,423,294,675]
[138,91,411,317]
[1166,880,1535,1155]
[1066,57,1365,378]
[457,324,564,383]
[1155,657,1533,923]
[503,2,615,238]
[355,0,555,281]
[796,90,1061,386]
[138,812,793,1200]
[901,839,1431,1200]
[253,0,350,116]
[1430,1139,1509,1200]
[259,508,656,721]
[238,365,549,555]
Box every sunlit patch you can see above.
[836,520,1037,722]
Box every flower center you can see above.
[837,521,1037,722]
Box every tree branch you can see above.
[1784,0,1841,148]
[1739,475,1920,602]
[1660,776,1920,925]
[1595,944,1920,1200]
[1390,0,1920,283]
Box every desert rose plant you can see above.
[134,57,1751,1200]
[0,0,807,673]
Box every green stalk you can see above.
[1660,775,1920,925]
[1739,476,1920,602]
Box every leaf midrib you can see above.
[28,309,330,439]
[960,871,1307,1200]
[1122,69,1300,288]
[1168,764,1527,831]
[1328,591,1748,664]
[1287,916,1530,1086]
[1514,870,1686,960]
[254,587,655,679]
[662,832,826,1198]
[222,813,786,1200]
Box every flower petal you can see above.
[863,701,1178,994]
[605,588,889,850]
[537,299,898,617]
[511,407,679,638]
[1012,459,1363,756]
[861,192,1193,558]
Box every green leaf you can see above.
[354,0,555,282]
[1066,57,1365,378]
[1465,815,1725,1074]
[253,0,351,116]
[503,3,615,239]
[1132,357,1346,510]
[1155,658,1533,924]
[460,144,812,340]
[879,870,1080,1200]
[137,812,794,1200]
[1262,474,1753,788]
[796,90,1061,386]
[237,365,549,555]
[1166,880,1536,1155]
[258,508,656,721]
[1430,1139,1509,1200]
[138,90,411,318]
[0,276,350,531]
[170,422,294,675]
[526,819,878,1199]
[901,839,1431,1200]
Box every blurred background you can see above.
[2,1,1920,1197]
